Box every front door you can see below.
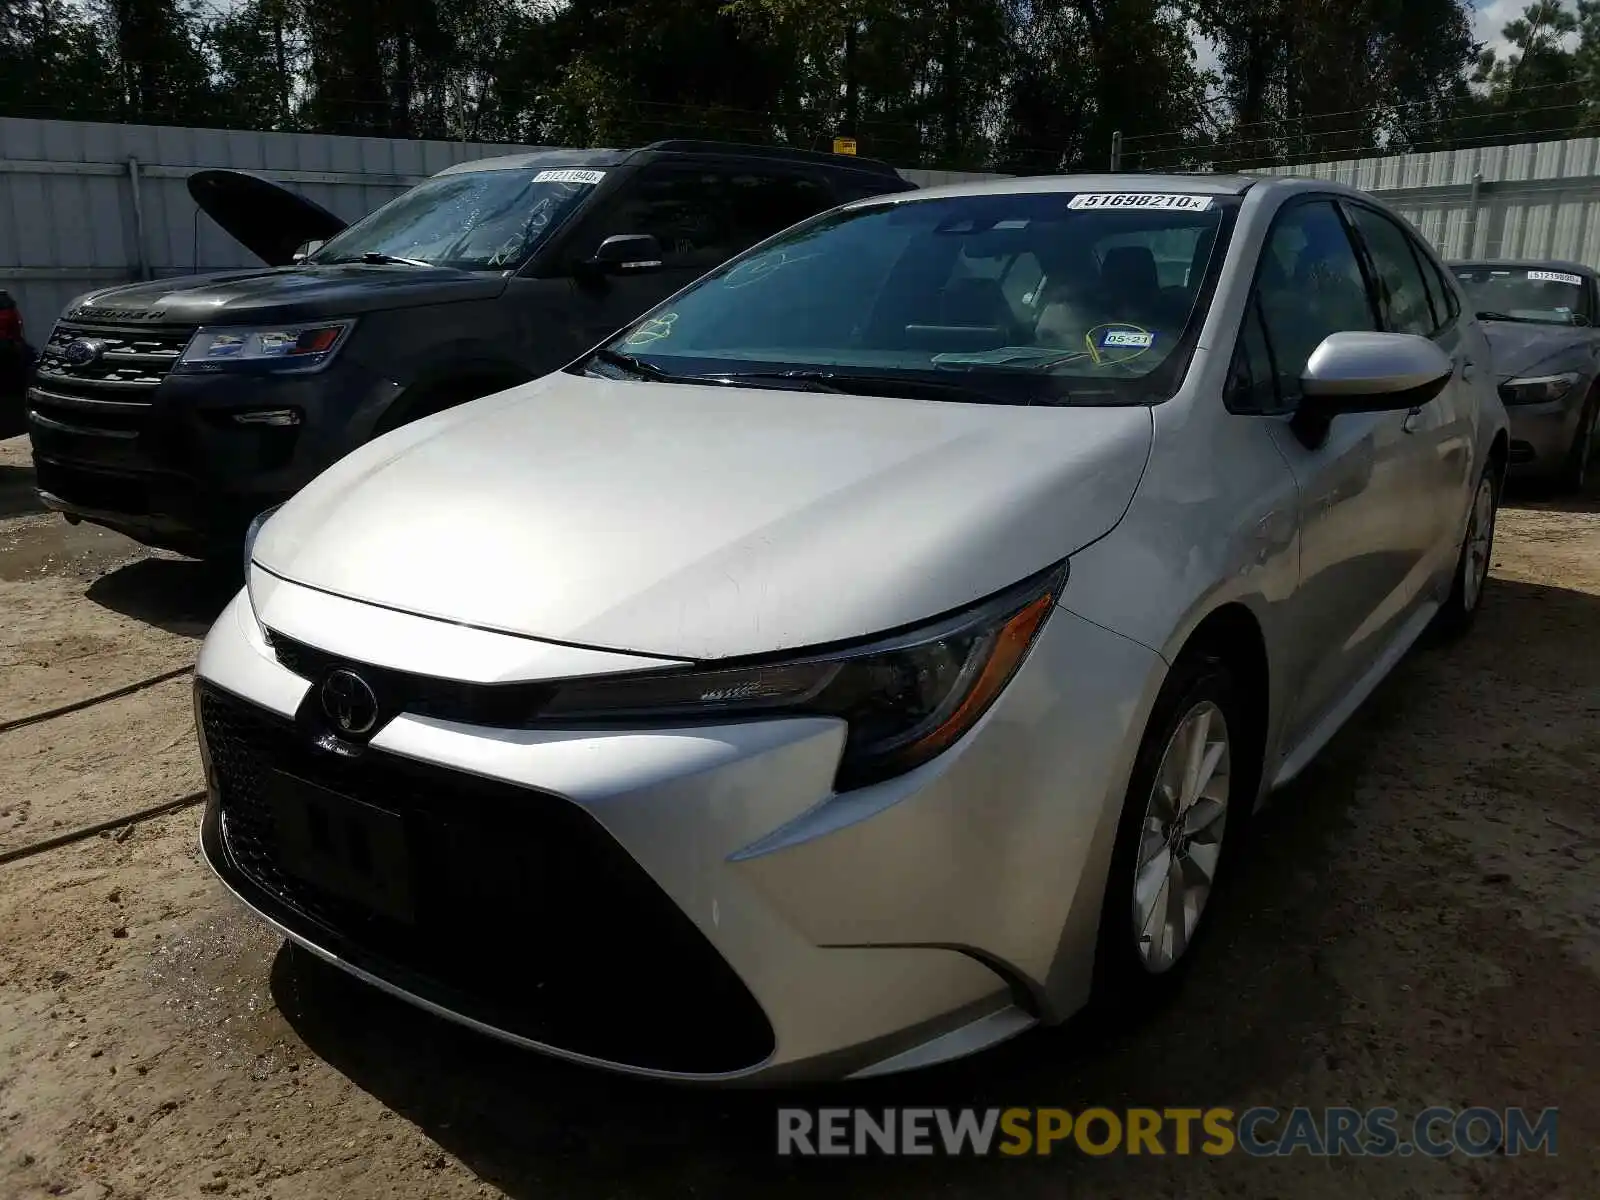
[1247,197,1443,747]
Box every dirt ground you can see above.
[0,429,1596,1199]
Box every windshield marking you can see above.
[533,168,606,185]
[1527,269,1583,286]
[1067,193,1214,212]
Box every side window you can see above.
[723,170,834,255]
[1423,252,1461,323]
[1347,206,1436,336]
[1251,199,1376,404]
[579,166,735,271]
[1226,294,1283,415]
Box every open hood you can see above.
[187,169,349,267]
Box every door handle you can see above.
[1458,358,1477,381]
[1402,407,1423,434]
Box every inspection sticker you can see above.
[1100,328,1155,349]
[1067,193,1213,212]
[1527,269,1583,286]
[534,168,606,185]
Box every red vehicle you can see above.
[0,290,33,438]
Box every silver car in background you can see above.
[196,174,1508,1083]
[1451,259,1600,490]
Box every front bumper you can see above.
[27,359,401,556]
[193,574,1164,1082]
[1503,395,1585,477]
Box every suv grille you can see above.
[31,321,194,425]
[198,685,776,1075]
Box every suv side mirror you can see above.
[292,239,324,263]
[585,234,664,275]
[1292,331,1454,447]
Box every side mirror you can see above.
[291,239,324,264]
[584,234,664,276]
[1292,331,1454,447]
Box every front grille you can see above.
[198,685,775,1075]
[34,320,193,406]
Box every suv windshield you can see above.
[591,190,1235,405]
[1453,264,1591,326]
[310,166,605,272]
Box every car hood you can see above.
[65,265,505,326]
[1482,321,1590,381]
[254,373,1153,660]
[188,169,348,267]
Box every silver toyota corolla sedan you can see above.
[196,173,1508,1084]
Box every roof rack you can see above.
[641,139,902,178]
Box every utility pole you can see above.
[1110,130,1123,172]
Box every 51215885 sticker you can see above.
[1527,269,1584,287]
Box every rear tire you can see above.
[1091,651,1249,1015]
[1434,465,1498,639]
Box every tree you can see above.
[98,0,217,122]
[1178,0,1477,168]
[0,0,121,121]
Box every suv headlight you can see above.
[535,563,1065,792]
[1498,372,1580,405]
[176,320,353,374]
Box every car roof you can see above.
[432,141,906,181]
[838,171,1375,206]
[1446,257,1595,277]
[434,148,634,176]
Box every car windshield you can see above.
[591,190,1236,406]
[310,166,605,272]
[1453,265,1590,326]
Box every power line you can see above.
[1122,75,1597,148]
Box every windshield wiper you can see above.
[712,370,1001,403]
[344,251,431,267]
[1475,310,1547,325]
[588,348,702,384]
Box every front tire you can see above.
[1434,465,1498,639]
[1092,652,1247,1011]
[1561,390,1598,493]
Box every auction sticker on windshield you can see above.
[1528,269,1583,286]
[1067,193,1214,212]
[534,169,606,185]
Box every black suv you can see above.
[26,140,915,557]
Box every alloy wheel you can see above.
[1132,700,1231,974]
[1463,475,1496,612]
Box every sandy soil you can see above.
[0,430,1596,1199]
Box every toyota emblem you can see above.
[62,337,107,367]
[319,669,380,737]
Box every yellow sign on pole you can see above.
[833,137,858,156]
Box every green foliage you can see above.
[8,0,1600,171]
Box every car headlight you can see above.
[243,503,283,581]
[1498,372,1581,405]
[536,563,1065,792]
[175,320,354,374]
